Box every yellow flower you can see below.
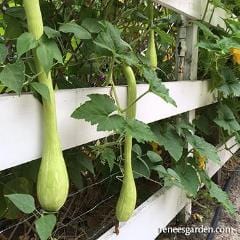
[151,142,159,152]
[230,48,240,65]
[150,142,162,155]
[194,150,206,170]
[198,155,206,170]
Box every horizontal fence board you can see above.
[155,0,228,29]
[0,81,216,171]
[97,137,239,240]
[207,137,239,177]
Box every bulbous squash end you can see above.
[37,153,69,212]
[115,180,137,222]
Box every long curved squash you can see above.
[146,0,158,70]
[116,65,137,222]
[23,0,69,211]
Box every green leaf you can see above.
[4,194,35,214]
[198,41,221,52]
[0,44,8,63]
[36,39,63,74]
[35,214,56,240]
[3,177,33,219]
[143,67,176,106]
[100,115,126,132]
[78,153,95,175]
[0,60,25,95]
[218,37,240,53]
[187,134,220,163]
[193,21,219,39]
[71,94,125,132]
[68,168,84,190]
[47,40,63,64]
[81,18,101,33]
[4,15,24,39]
[152,165,168,178]
[226,19,240,33]
[17,32,38,58]
[194,115,212,135]
[126,119,158,143]
[100,148,116,172]
[94,21,131,56]
[66,151,93,189]
[154,124,184,161]
[175,164,200,197]
[132,144,142,156]
[208,182,236,215]
[133,157,151,178]
[59,22,91,39]
[211,0,225,8]
[30,82,50,101]
[201,173,236,215]
[155,28,174,45]
[5,6,25,20]
[217,68,240,98]
[147,151,162,163]
[44,26,60,38]
[72,94,157,142]
[218,81,240,98]
[166,168,182,186]
[116,52,139,66]
[36,43,52,74]
[175,119,195,136]
[214,104,240,135]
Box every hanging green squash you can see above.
[116,65,137,222]
[23,0,69,211]
[146,0,158,70]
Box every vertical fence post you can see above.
[176,15,199,222]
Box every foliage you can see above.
[5,193,56,240]
[0,0,240,237]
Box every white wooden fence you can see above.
[0,1,237,240]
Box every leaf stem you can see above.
[110,81,122,113]
[108,58,122,113]
[121,89,150,114]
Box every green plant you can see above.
[5,193,56,240]
[0,0,239,236]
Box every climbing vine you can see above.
[0,0,240,239]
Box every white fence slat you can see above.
[0,81,216,171]
[98,186,188,240]
[155,0,200,20]
[97,137,239,240]
[154,0,228,29]
[207,137,240,177]
[202,1,228,29]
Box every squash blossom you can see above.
[150,142,162,155]
[230,48,240,65]
[151,142,159,152]
[194,150,206,170]
[198,155,206,170]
